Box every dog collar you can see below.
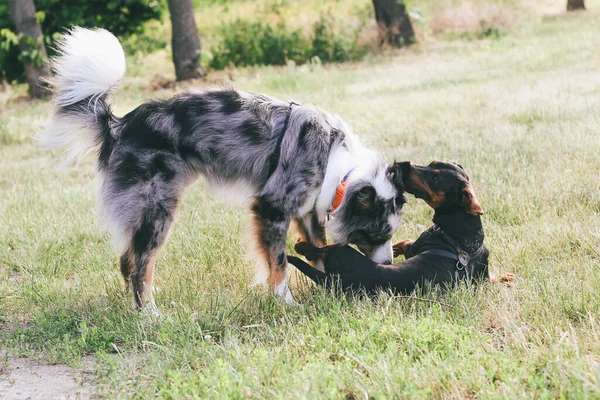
[419,248,473,270]
[328,167,356,216]
[420,225,485,270]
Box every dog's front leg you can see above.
[251,195,294,303]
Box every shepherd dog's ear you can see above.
[350,186,377,211]
[294,241,323,261]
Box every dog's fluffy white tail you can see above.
[40,27,126,165]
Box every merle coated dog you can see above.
[41,28,406,311]
[287,161,508,295]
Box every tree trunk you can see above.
[168,0,205,81]
[372,0,415,47]
[567,0,585,10]
[7,0,51,98]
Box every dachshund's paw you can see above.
[498,273,515,282]
[490,273,515,286]
[393,240,413,258]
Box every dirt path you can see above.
[0,356,96,399]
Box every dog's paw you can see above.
[282,290,297,305]
[273,281,297,305]
[270,289,297,305]
[498,273,515,282]
[393,240,413,258]
[490,273,515,286]
[140,302,161,317]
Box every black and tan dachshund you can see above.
[287,161,514,295]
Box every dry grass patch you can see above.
[428,1,517,39]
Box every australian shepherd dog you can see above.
[41,28,406,312]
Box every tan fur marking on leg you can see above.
[141,252,158,306]
[268,266,287,292]
[132,243,165,310]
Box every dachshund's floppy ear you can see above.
[294,241,323,261]
[462,185,483,216]
[387,162,404,190]
[452,162,469,180]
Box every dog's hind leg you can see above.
[119,247,134,286]
[129,201,176,313]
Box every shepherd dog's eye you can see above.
[432,174,439,183]
[394,195,405,208]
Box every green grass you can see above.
[2,4,600,399]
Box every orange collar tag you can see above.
[330,168,356,213]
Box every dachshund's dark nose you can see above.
[381,259,392,265]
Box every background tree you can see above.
[168,0,205,81]
[372,0,415,47]
[7,0,50,98]
[567,0,585,10]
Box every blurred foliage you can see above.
[209,14,366,70]
[0,0,166,83]
[0,28,21,80]
[311,15,364,64]
[193,0,248,6]
[209,20,309,69]
[120,22,169,55]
